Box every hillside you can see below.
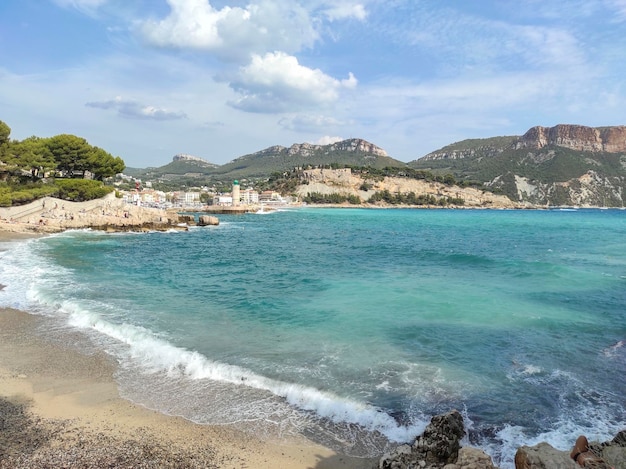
[409,124,626,207]
[122,126,626,207]
[125,138,404,187]
[214,139,404,178]
[292,167,520,208]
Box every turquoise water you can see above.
[1,208,625,467]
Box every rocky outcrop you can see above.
[284,139,388,158]
[516,125,626,153]
[379,410,497,469]
[515,430,626,469]
[178,214,196,225]
[246,139,389,160]
[0,194,185,234]
[172,153,215,164]
[514,442,576,468]
[197,215,219,226]
[420,125,626,163]
[297,168,522,208]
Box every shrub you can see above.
[54,179,113,202]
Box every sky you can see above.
[1,0,625,168]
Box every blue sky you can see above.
[1,0,625,168]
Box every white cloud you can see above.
[323,3,368,21]
[86,96,187,120]
[229,51,357,113]
[315,135,344,145]
[279,114,351,132]
[51,0,107,12]
[52,0,107,7]
[606,0,626,21]
[139,0,318,61]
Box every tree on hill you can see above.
[45,134,124,179]
[0,119,127,206]
[46,134,93,177]
[6,136,56,179]
[88,147,125,180]
[0,120,11,161]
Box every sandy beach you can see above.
[0,228,376,468]
[0,306,375,469]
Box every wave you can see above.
[0,239,423,444]
[62,301,423,443]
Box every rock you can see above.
[379,410,496,469]
[514,442,576,469]
[602,446,626,468]
[610,430,626,447]
[515,432,626,469]
[455,447,498,468]
[178,214,196,224]
[198,215,219,226]
[518,124,626,153]
[413,410,465,465]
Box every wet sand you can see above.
[0,306,375,468]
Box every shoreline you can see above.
[2,194,621,236]
[0,305,374,468]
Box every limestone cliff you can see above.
[295,168,522,208]
[249,138,388,159]
[172,153,212,163]
[421,125,626,162]
[411,124,626,207]
[517,124,626,152]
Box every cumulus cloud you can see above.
[86,96,187,120]
[323,3,368,21]
[139,0,318,61]
[229,52,357,113]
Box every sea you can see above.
[1,207,624,468]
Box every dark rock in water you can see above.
[379,410,497,469]
[414,410,465,464]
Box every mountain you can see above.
[409,124,626,207]
[213,138,404,178]
[125,138,404,184]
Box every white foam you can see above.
[60,302,424,442]
[603,340,624,358]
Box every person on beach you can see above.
[570,435,613,468]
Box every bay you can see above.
[1,208,624,467]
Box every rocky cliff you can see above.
[250,138,388,159]
[516,124,626,152]
[411,124,626,207]
[421,125,626,162]
[172,153,212,163]
[296,168,523,208]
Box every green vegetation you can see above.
[368,190,464,206]
[0,119,124,206]
[54,179,114,202]
[303,192,362,204]
[409,135,626,206]
[0,182,59,207]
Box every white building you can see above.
[241,188,259,204]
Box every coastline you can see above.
[0,194,183,235]
[0,305,374,468]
